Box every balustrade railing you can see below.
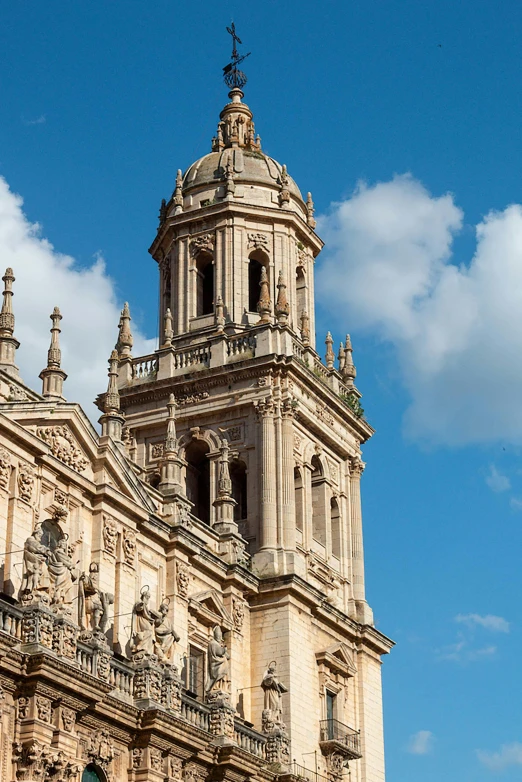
[131,355,158,380]
[0,601,22,640]
[319,719,362,758]
[174,345,210,370]
[180,693,210,731]
[109,657,135,699]
[227,334,256,357]
[234,720,267,759]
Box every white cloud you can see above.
[407,730,434,755]
[0,176,155,423]
[317,174,522,445]
[485,464,511,493]
[455,613,510,633]
[436,639,497,663]
[510,497,522,511]
[477,742,522,771]
[23,115,46,126]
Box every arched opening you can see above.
[230,460,247,521]
[41,519,63,550]
[311,455,327,547]
[196,252,214,316]
[185,440,211,524]
[148,472,161,490]
[248,250,268,313]
[82,765,105,782]
[294,466,304,534]
[331,497,341,559]
[296,266,306,323]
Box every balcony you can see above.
[319,719,362,761]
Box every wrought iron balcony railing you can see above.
[290,762,329,782]
[319,719,362,759]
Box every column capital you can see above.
[255,396,275,419]
[349,455,365,477]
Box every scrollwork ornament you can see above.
[17,463,35,504]
[0,447,10,490]
[122,528,136,567]
[102,515,118,557]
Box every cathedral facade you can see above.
[0,48,393,782]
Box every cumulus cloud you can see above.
[317,174,522,445]
[0,176,155,423]
[485,465,511,493]
[436,639,497,663]
[455,613,510,633]
[406,730,434,755]
[23,115,46,126]
[477,742,522,771]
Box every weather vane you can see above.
[223,23,250,90]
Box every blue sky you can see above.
[2,2,522,779]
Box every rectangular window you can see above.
[326,690,336,737]
[184,645,205,699]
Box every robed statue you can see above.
[131,586,156,657]
[20,525,50,598]
[261,661,287,728]
[206,625,230,693]
[153,598,180,664]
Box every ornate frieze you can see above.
[122,528,136,568]
[232,596,245,632]
[247,232,269,251]
[102,515,118,557]
[176,562,190,598]
[86,729,114,770]
[17,463,35,503]
[0,447,10,490]
[190,233,214,257]
[36,426,88,472]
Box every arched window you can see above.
[230,460,247,521]
[196,252,214,316]
[331,497,341,559]
[248,250,268,313]
[294,467,304,534]
[296,266,306,323]
[185,441,211,524]
[82,765,105,782]
[311,455,327,547]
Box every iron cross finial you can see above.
[226,22,242,62]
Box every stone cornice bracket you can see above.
[115,302,133,362]
[0,266,20,376]
[190,233,215,258]
[39,307,67,401]
[99,350,125,441]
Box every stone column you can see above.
[258,399,277,551]
[281,399,296,551]
[349,456,373,624]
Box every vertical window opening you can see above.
[331,497,341,559]
[311,455,327,547]
[196,252,214,316]
[230,460,248,521]
[185,441,211,524]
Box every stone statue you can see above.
[153,598,180,664]
[47,536,77,611]
[206,625,230,693]
[131,586,156,657]
[78,563,114,637]
[261,661,287,729]
[20,526,50,599]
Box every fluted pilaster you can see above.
[258,398,277,550]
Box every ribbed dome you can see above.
[183,148,304,203]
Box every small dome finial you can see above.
[40,306,67,400]
[223,23,250,91]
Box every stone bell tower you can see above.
[103,31,393,782]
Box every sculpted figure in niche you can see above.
[206,625,230,693]
[153,597,180,664]
[47,535,77,611]
[78,563,114,636]
[20,525,50,599]
[131,586,156,657]
[261,661,287,728]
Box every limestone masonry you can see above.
[0,42,393,782]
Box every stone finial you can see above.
[224,159,235,197]
[99,350,124,440]
[325,332,335,369]
[0,267,20,375]
[39,307,67,400]
[173,169,183,214]
[165,394,177,455]
[275,271,290,325]
[300,310,310,346]
[338,342,345,374]
[215,295,225,333]
[257,266,272,324]
[306,192,316,229]
[217,438,232,498]
[116,303,133,361]
[342,334,357,387]
[158,198,167,227]
[163,308,174,347]
[278,165,290,207]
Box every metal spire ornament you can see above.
[223,23,250,89]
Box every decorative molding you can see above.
[190,233,214,257]
[36,426,88,472]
